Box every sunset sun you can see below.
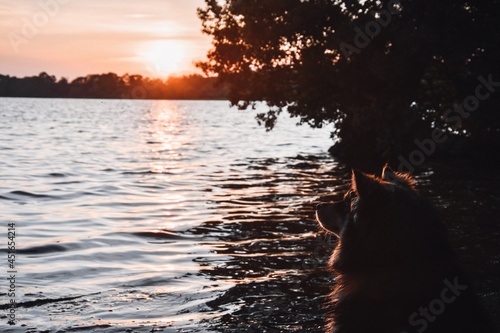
[141,40,185,77]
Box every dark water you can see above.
[0,98,498,332]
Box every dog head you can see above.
[316,164,415,238]
[315,165,448,272]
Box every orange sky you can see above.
[0,0,212,79]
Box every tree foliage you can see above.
[198,0,500,164]
[0,72,228,100]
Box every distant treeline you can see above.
[0,72,229,100]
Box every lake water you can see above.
[0,98,340,332]
[1,98,498,332]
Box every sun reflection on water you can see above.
[2,98,344,331]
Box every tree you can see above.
[0,72,229,100]
[198,0,500,166]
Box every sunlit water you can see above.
[0,98,341,332]
[1,98,498,332]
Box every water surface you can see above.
[0,98,340,332]
[0,98,498,332]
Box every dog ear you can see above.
[382,164,415,189]
[382,164,399,182]
[352,170,385,197]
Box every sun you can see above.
[141,40,184,77]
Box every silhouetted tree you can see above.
[0,73,228,100]
[0,75,9,96]
[55,77,70,97]
[198,0,500,165]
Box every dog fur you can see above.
[315,165,495,333]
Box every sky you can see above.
[0,0,213,79]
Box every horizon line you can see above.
[0,71,217,81]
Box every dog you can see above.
[315,165,495,333]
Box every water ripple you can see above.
[2,98,497,332]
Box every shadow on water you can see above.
[185,155,500,333]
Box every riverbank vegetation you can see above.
[0,72,228,100]
[197,0,500,168]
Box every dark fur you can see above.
[316,166,495,333]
